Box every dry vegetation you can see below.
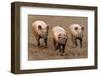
[28,15,88,60]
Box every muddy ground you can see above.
[28,15,88,60]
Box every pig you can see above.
[32,20,49,48]
[52,26,67,56]
[69,24,84,48]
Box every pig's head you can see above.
[38,25,49,39]
[58,33,67,45]
[74,25,84,38]
[70,24,84,38]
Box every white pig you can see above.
[32,20,49,48]
[69,24,84,48]
[52,26,67,56]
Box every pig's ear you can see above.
[81,26,84,31]
[74,27,78,30]
[38,25,42,30]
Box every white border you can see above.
[20,6,95,70]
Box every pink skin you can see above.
[32,20,49,48]
[69,24,84,48]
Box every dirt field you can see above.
[28,15,88,60]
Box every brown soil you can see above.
[28,15,88,60]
